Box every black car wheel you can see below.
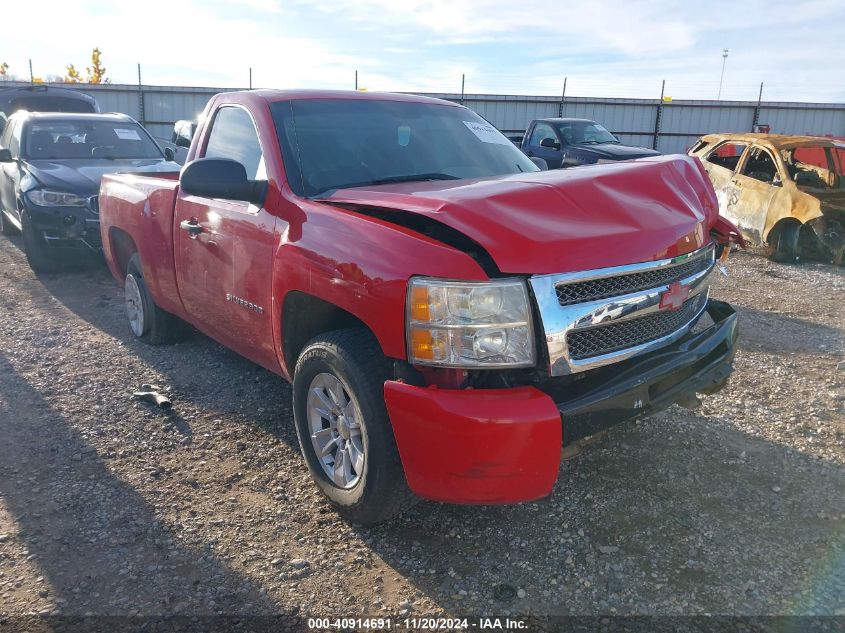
[292,328,415,525]
[124,254,188,345]
[769,220,801,263]
[21,212,57,273]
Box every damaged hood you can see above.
[570,142,661,161]
[321,155,716,275]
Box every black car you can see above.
[0,85,99,135]
[0,112,179,272]
[521,117,660,169]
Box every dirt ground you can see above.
[0,234,843,632]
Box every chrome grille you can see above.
[566,293,706,361]
[529,243,715,376]
[556,247,713,307]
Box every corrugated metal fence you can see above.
[427,93,845,154]
[3,81,844,154]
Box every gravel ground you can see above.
[0,235,843,631]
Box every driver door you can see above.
[726,145,780,243]
[523,122,563,168]
[173,105,279,370]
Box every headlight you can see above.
[407,277,535,368]
[27,190,86,207]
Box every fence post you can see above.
[752,82,763,131]
[137,64,146,126]
[460,74,465,105]
[558,77,567,118]
[653,80,665,150]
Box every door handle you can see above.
[179,219,204,237]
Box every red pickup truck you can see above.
[99,90,741,524]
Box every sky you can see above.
[2,0,844,103]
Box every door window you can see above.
[529,122,557,147]
[203,106,264,179]
[705,142,746,171]
[741,147,778,183]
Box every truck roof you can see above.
[238,89,461,107]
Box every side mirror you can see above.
[529,156,548,171]
[164,147,175,162]
[540,137,561,150]
[181,158,268,205]
[0,148,13,162]
[175,135,192,149]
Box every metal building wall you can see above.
[425,92,845,154]
[2,81,843,154]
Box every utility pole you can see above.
[137,63,146,126]
[653,79,665,150]
[355,70,358,90]
[460,74,465,105]
[558,77,567,118]
[717,49,729,100]
[752,81,764,131]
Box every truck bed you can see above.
[98,172,184,317]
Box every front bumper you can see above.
[26,203,101,251]
[384,299,737,504]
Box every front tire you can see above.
[292,328,415,525]
[21,212,57,273]
[769,221,801,263]
[124,254,188,345]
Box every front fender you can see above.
[271,198,489,375]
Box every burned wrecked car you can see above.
[690,133,845,264]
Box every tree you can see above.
[65,64,82,83]
[85,48,108,84]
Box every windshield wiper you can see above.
[370,173,460,185]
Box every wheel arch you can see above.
[765,216,802,246]
[281,291,384,375]
[107,227,139,279]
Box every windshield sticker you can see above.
[463,121,511,145]
[114,128,141,141]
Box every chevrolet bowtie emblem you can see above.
[659,282,690,311]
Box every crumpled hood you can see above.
[24,158,179,197]
[321,155,717,275]
[574,143,661,160]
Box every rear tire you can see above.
[292,328,415,525]
[769,221,801,263]
[125,254,188,345]
[21,212,57,273]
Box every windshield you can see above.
[23,119,163,160]
[270,99,538,197]
[555,121,618,145]
[781,146,845,189]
